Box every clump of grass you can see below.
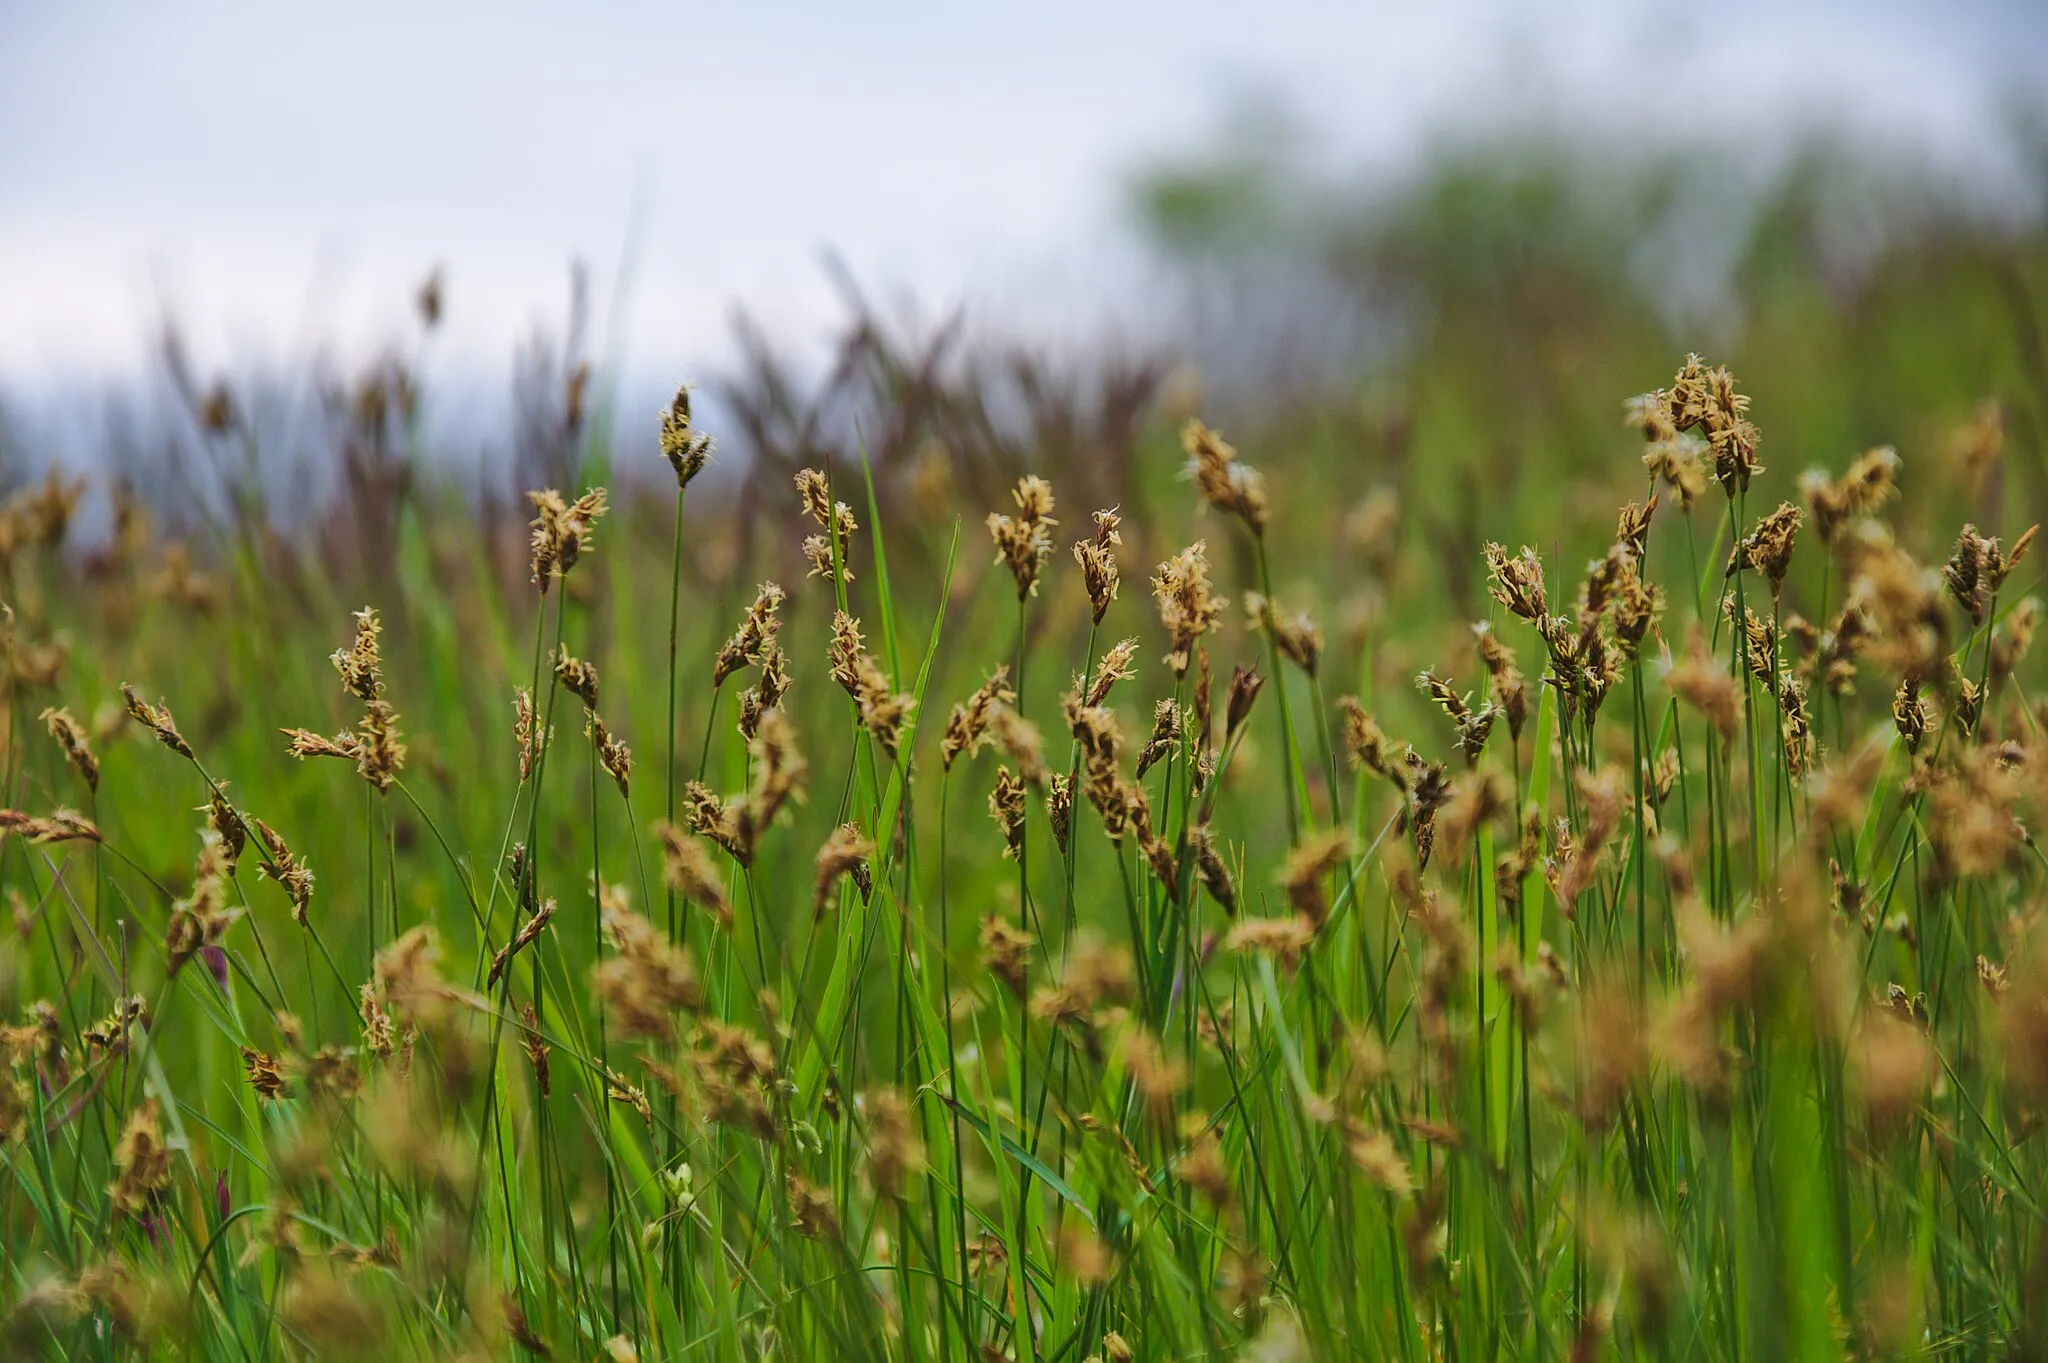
[4,332,2048,1363]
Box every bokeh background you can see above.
[4,0,2046,497]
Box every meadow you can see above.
[5,146,2048,1360]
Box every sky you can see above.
[2,0,2045,395]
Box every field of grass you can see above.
[6,150,2048,1360]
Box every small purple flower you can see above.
[201,945,230,992]
[139,1211,164,1249]
[215,1171,231,1223]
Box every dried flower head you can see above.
[1471,622,1530,740]
[121,683,193,758]
[1484,543,1548,623]
[39,706,98,791]
[987,476,1058,599]
[1727,502,1802,594]
[108,1100,172,1218]
[813,823,875,917]
[989,766,1027,857]
[488,896,557,989]
[555,648,600,710]
[942,665,1014,770]
[659,383,714,487]
[513,687,548,782]
[1800,446,1899,547]
[588,713,632,798]
[330,607,383,702]
[229,822,307,931]
[1278,830,1352,927]
[1074,507,1123,622]
[527,486,609,591]
[980,915,1034,997]
[594,900,701,1041]
[654,820,732,928]
[1153,543,1227,676]
[1182,419,1269,534]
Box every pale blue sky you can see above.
[2,0,2043,385]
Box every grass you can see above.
[4,212,2048,1360]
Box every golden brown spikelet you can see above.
[1666,628,1739,739]
[738,708,808,853]
[252,818,313,925]
[1484,543,1548,623]
[1471,622,1531,740]
[164,830,238,977]
[283,727,361,763]
[279,1264,385,1353]
[980,915,1033,998]
[353,700,405,791]
[654,820,732,928]
[593,901,701,1042]
[1181,419,1268,534]
[1727,502,1801,594]
[942,664,1013,770]
[812,822,874,917]
[516,1004,550,1096]
[1047,773,1074,851]
[1188,823,1237,915]
[487,897,556,989]
[1278,829,1351,927]
[983,702,1046,786]
[1074,507,1123,622]
[1851,1008,1932,1136]
[1336,696,1399,778]
[794,469,858,584]
[107,1100,172,1217]
[986,475,1058,599]
[513,686,547,781]
[1153,543,1227,676]
[714,582,786,686]
[0,808,101,845]
[39,706,98,791]
[329,606,383,702]
[1085,636,1140,706]
[526,486,609,591]
[988,766,1027,857]
[1223,664,1264,745]
[588,713,632,798]
[659,382,714,487]
[1134,699,1181,779]
[121,683,193,758]
[554,647,599,710]
[786,1173,839,1241]
[1224,913,1316,969]
[1246,591,1322,675]
[372,925,458,1027]
[241,1047,290,1100]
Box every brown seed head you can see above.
[1224,664,1264,745]
[555,647,600,710]
[121,683,193,758]
[39,706,98,791]
[989,766,1027,858]
[653,820,732,929]
[1181,419,1268,534]
[659,383,714,487]
[1153,543,1227,676]
[942,665,1014,769]
[813,822,875,917]
[986,475,1058,599]
[329,607,383,702]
